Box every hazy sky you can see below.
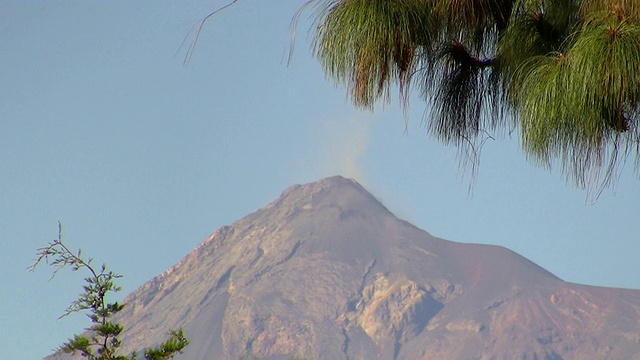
[2,1,639,358]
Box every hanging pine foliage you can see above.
[305,0,640,193]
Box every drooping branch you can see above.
[442,41,497,68]
[190,0,640,195]
[425,40,501,149]
[312,0,435,108]
[182,0,241,65]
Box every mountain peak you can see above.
[261,175,392,219]
[49,177,640,360]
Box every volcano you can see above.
[48,176,640,359]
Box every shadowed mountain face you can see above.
[48,176,640,360]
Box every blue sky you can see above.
[1,1,639,358]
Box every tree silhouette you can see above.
[29,223,189,360]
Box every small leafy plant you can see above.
[29,223,189,360]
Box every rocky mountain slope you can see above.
[48,176,640,359]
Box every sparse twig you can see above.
[30,223,189,359]
[182,0,241,65]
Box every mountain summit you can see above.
[50,176,640,359]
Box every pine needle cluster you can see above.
[306,0,640,194]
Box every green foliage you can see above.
[29,223,189,360]
[513,9,640,189]
[302,0,640,195]
[312,0,434,108]
[143,329,189,360]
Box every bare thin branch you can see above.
[183,0,241,66]
[285,0,320,66]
